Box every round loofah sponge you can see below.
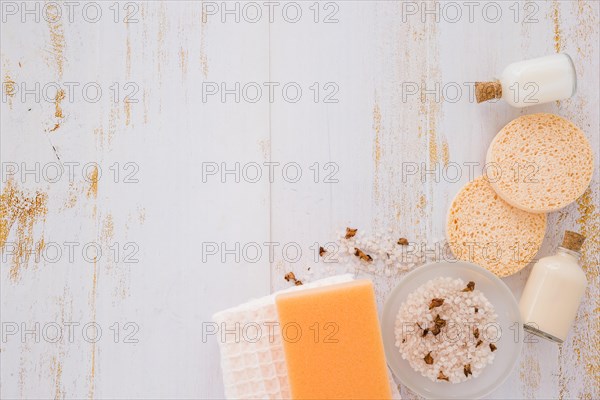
[486,113,594,213]
[446,176,547,277]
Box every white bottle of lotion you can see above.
[476,54,577,107]
[519,231,587,343]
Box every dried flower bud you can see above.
[319,246,327,257]
[429,298,445,310]
[397,237,409,246]
[416,323,429,337]
[490,343,497,352]
[434,314,446,328]
[354,248,373,262]
[424,352,434,365]
[461,281,475,292]
[285,272,303,286]
[464,364,472,377]
[437,371,449,381]
[345,227,357,239]
[284,272,296,282]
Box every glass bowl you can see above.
[381,261,523,399]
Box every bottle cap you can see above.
[561,231,585,252]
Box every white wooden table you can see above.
[1,1,598,399]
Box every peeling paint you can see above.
[417,193,427,215]
[94,127,105,152]
[0,179,48,282]
[126,28,132,78]
[51,356,64,400]
[157,2,168,90]
[3,62,16,108]
[519,342,542,399]
[574,0,599,61]
[200,2,209,78]
[428,121,439,164]
[551,1,563,53]
[46,5,65,79]
[441,141,450,167]
[143,89,149,124]
[373,101,382,164]
[577,188,600,280]
[567,187,600,398]
[48,89,66,132]
[109,98,120,145]
[18,342,30,398]
[50,287,72,399]
[3,73,16,99]
[124,101,132,126]
[125,24,132,126]
[87,166,99,199]
[54,89,65,118]
[372,99,382,202]
[88,257,98,400]
[102,213,115,242]
[3,75,15,97]
[36,237,45,260]
[258,139,270,160]
[179,46,188,80]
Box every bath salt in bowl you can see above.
[395,277,498,384]
[381,261,522,399]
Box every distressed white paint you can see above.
[1,1,598,399]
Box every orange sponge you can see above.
[275,280,392,400]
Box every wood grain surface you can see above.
[1,1,598,399]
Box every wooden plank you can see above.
[269,1,599,399]
[1,2,270,399]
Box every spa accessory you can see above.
[382,261,523,399]
[275,280,392,400]
[486,113,594,213]
[476,54,576,107]
[519,231,587,343]
[446,176,546,277]
[394,277,498,384]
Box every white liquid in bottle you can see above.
[519,231,587,343]
[476,54,577,108]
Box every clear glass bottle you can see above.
[476,53,577,107]
[519,231,587,343]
